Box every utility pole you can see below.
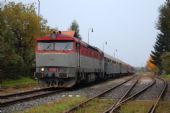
[37,0,40,16]
[103,41,107,78]
[88,28,93,44]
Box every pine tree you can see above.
[151,1,170,72]
[69,20,81,40]
[161,52,170,74]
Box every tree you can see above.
[69,20,81,39]
[0,2,52,78]
[161,52,170,74]
[151,1,170,72]
[146,57,158,72]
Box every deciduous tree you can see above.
[69,20,81,39]
[0,2,52,78]
[146,57,158,72]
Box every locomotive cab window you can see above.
[38,42,54,50]
[37,41,73,51]
[55,42,73,50]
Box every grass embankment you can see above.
[74,98,114,113]
[1,76,36,88]
[120,100,153,113]
[19,97,86,113]
[119,100,170,113]
[156,101,170,113]
[161,74,170,81]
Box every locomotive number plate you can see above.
[48,68,57,72]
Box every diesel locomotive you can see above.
[35,31,134,87]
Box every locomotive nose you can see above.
[36,53,77,67]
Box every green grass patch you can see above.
[120,100,153,113]
[1,76,36,88]
[161,74,170,81]
[18,97,86,113]
[74,98,114,113]
[156,101,170,113]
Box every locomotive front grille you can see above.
[59,73,67,78]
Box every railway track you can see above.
[103,77,155,113]
[0,87,64,107]
[147,77,167,113]
[63,76,137,113]
[63,75,157,113]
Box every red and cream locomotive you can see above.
[35,31,134,87]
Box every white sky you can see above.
[1,0,165,67]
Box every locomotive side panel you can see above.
[80,55,101,72]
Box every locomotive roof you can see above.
[36,31,103,53]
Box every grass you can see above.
[74,98,114,113]
[18,96,86,113]
[1,76,37,88]
[120,100,153,113]
[17,97,114,113]
[156,101,170,113]
[160,74,170,81]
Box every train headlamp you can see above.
[41,68,45,72]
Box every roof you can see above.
[36,30,79,42]
[104,53,123,63]
[61,31,76,37]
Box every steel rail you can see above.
[0,87,56,99]
[105,78,156,113]
[147,77,167,113]
[63,76,136,113]
[0,89,64,107]
[102,76,140,113]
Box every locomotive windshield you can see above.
[37,42,73,51]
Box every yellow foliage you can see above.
[146,57,157,71]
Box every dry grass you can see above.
[17,97,114,113]
[156,101,170,113]
[1,76,37,88]
[17,96,86,113]
[0,77,38,95]
[120,100,153,113]
[161,74,170,81]
[74,98,114,113]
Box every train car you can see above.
[104,53,121,77]
[35,31,134,87]
[35,31,104,87]
[104,53,134,77]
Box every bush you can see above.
[4,54,24,79]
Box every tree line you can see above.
[150,1,170,74]
[0,2,81,80]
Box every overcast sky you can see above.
[2,0,165,67]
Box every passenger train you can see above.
[35,31,134,87]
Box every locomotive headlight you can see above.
[41,68,45,72]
